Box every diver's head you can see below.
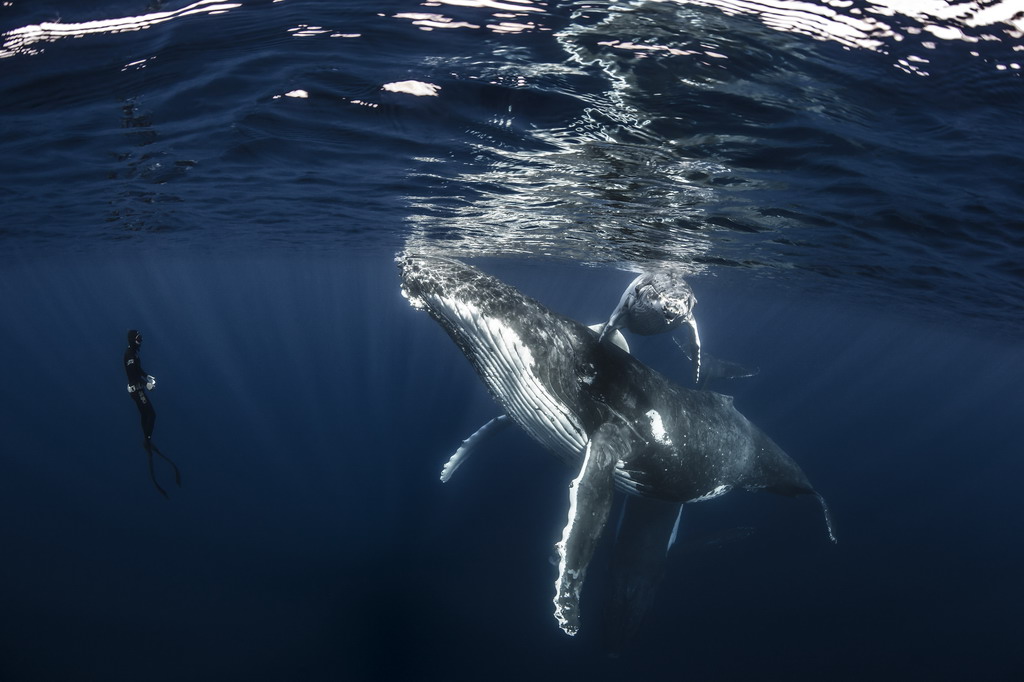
[128,329,142,348]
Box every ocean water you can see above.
[1,1,1022,680]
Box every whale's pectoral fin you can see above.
[598,277,639,343]
[674,337,758,389]
[440,415,511,483]
[553,422,629,636]
[692,351,759,390]
[701,354,758,387]
[605,497,684,654]
[815,492,838,544]
[686,314,702,385]
[588,324,630,354]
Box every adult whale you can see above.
[399,253,835,637]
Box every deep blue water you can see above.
[1,1,1023,680]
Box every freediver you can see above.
[124,329,181,498]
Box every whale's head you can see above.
[398,253,534,356]
[399,253,502,318]
[398,252,590,462]
[624,271,697,335]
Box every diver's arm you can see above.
[138,354,157,389]
[125,350,147,388]
[132,353,156,388]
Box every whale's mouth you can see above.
[398,252,588,462]
[398,252,499,323]
[398,254,498,345]
[398,252,532,354]
[397,252,457,312]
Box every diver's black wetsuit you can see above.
[124,332,155,441]
[124,329,180,498]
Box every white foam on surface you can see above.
[382,80,441,96]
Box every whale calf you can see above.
[599,271,702,382]
[399,253,834,636]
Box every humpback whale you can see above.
[438,323,626,484]
[399,253,835,637]
[599,271,703,383]
[599,270,758,389]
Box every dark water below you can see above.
[1,1,1022,680]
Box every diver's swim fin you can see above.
[144,441,181,497]
[151,442,182,487]
[145,444,170,499]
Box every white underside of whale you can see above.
[431,293,588,461]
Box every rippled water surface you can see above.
[3,0,1023,329]
[1,1,1022,680]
